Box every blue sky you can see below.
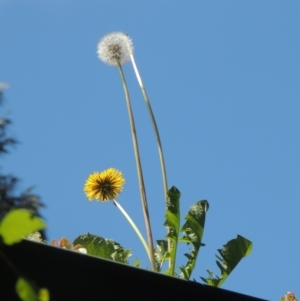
[1,1,299,300]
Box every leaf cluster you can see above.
[154,186,252,285]
[0,209,48,300]
[73,185,252,285]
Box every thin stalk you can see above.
[129,53,174,271]
[113,200,150,261]
[129,53,168,200]
[116,59,157,272]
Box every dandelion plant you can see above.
[97,33,156,271]
[45,32,253,286]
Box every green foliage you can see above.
[132,258,142,268]
[163,186,181,275]
[38,288,50,301]
[0,209,48,300]
[178,200,209,280]
[16,278,37,301]
[155,192,251,285]
[73,233,131,264]
[0,93,48,299]
[0,209,46,245]
[154,239,168,272]
[16,278,49,301]
[200,235,252,287]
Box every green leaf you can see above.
[73,233,131,264]
[154,240,168,272]
[200,235,252,287]
[132,258,142,268]
[16,278,37,301]
[163,186,181,275]
[0,210,46,245]
[178,200,209,279]
[15,278,49,301]
[38,288,50,301]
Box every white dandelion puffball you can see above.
[97,32,133,66]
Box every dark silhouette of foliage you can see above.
[0,90,44,221]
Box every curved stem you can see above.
[113,200,150,261]
[129,53,172,269]
[116,59,157,272]
[129,53,168,200]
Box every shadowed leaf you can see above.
[154,239,168,272]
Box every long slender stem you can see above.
[129,53,173,269]
[129,53,168,200]
[113,200,150,261]
[116,59,157,272]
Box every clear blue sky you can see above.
[1,1,299,300]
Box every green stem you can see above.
[113,200,150,261]
[129,53,173,270]
[116,59,157,272]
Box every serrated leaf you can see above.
[112,248,131,263]
[0,210,46,245]
[73,233,131,264]
[163,186,181,275]
[154,240,168,272]
[200,235,252,287]
[178,200,208,279]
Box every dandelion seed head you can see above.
[97,32,133,66]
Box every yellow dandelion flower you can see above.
[84,168,125,202]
